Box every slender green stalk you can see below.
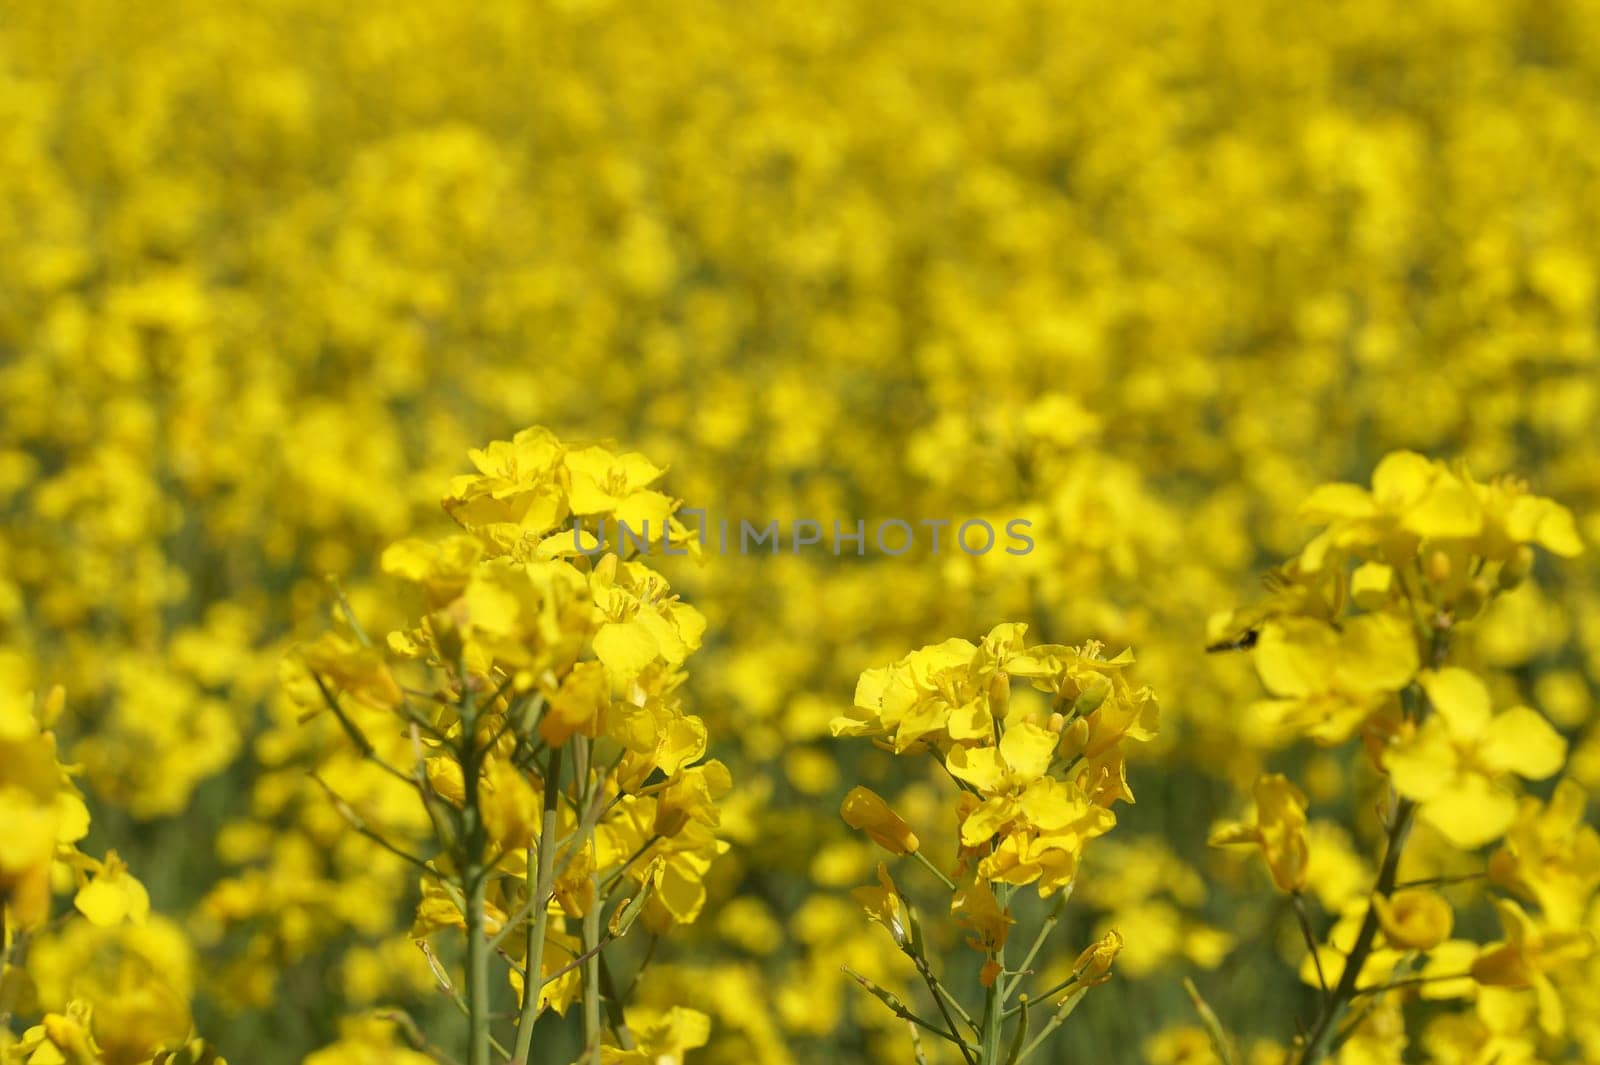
[1013,973,1077,1013]
[1014,989,1086,1064]
[906,950,978,1065]
[909,1019,931,1065]
[1350,971,1472,997]
[621,934,659,1002]
[844,967,971,1050]
[458,676,492,1065]
[979,942,1006,1064]
[1291,892,1329,998]
[1297,621,1449,1065]
[1182,978,1237,1065]
[579,737,602,1065]
[1296,798,1416,1064]
[511,746,564,1064]
[583,880,602,1064]
[1003,996,1030,1065]
[1394,871,1485,889]
[0,914,27,1032]
[912,849,958,891]
[1003,892,1066,1001]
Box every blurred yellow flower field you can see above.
[4,0,1600,1062]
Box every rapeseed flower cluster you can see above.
[832,626,1153,1061]
[295,429,726,1063]
[1206,454,1594,1063]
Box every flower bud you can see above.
[988,672,1011,719]
[431,608,465,663]
[1455,577,1491,620]
[840,786,920,855]
[1498,545,1534,591]
[1373,888,1453,950]
[1350,562,1394,610]
[1073,928,1123,987]
[1071,676,1111,716]
[653,803,692,839]
[1058,717,1090,759]
[1426,548,1453,586]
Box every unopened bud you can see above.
[40,685,66,728]
[840,786,920,855]
[431,609,465,662]
[1072,677,1110,716]
[1073,928,1123,987]
[1426,549,1453,586]
[1058,717,1090,758]
[1456,578,1491,620]
[1498,545,1534,591]
[653,804,692,839]
[989,673,1011,719]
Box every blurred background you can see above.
[3,0,1599,1060]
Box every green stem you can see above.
[459,679,491,1065]
[583,892,602,1063]
[1010,974,1076,1016]
[1291,892,1329,998]
[1296,616,1450,1065]
[911,849,958,891]
[1351,971,1473,997]
[980,944,1006,1064]
[1014,989,1086,1064]
[844,967,972,1052]
[1182,978,1237,1065]
[1003,892,1066,1002]
[511,746,563,1064]
[1297,797,1416,1064]
[907,951,978,1064]
[580,739,602,1065]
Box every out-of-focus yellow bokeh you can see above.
[3,0,1599,1061]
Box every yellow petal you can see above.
[1298,483,1378,521]
[380,538,440,580]
[612,490,675,531]
[960,796,1017,846]
[54,793,90,845]
[592,620,659,679]
[1349,562,1395,609]
[1254,619,1336,698]
[1402,473,1483,539]
[1479,707,1566,780]
[1371,451,1434,507]
[946,745,1006,793]
[1385,720,1455,801]
[946,698,993,742]
[74,873,146,927]
[1338,612,1418,692]
[1422,778,1517,849]
[462,575,520,635]
[999,722,1057,782]
[1506,496,1584,558]
[1419,668,1491,739]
